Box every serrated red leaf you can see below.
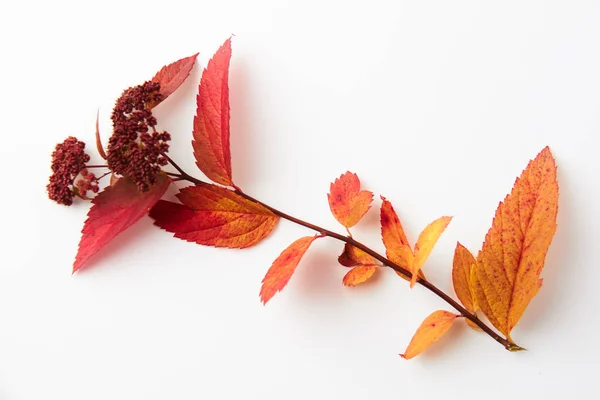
[193,38,234,186]
[149,183,278,248]
[260,235,319,304]
[73,173,170,273]
[327,172,373,228]
[150,53,198,108]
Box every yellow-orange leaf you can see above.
[343,265,377,287]
[452,242,477,313]
[410,216,452,287]
[260,235,320,304]
[328,172,373,228]
[452,242,481,331]
[401,310,459,360]
[337,243,374,267]
[472,146,558,338]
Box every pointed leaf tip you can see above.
[149,183,278,249]
[472,146,558,337]
[73,173,170,273]
[260,235,320,304]
[400,310,459,359]
[150,52,198,108]
[193,38,234,186]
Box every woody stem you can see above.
[163,156,519,351]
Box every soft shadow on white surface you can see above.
[1,1,599,399]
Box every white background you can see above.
[1,1,599,398]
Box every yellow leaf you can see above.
[411,216,452,287]
[400,310,459,360]
[472,146,558,338]
[342,265,378,287]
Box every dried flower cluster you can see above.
[107,81,171,192]
[47,137,92,205]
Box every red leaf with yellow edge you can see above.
[328,172,373,228]
[472,146,558,339]
[400,310,459,360]
[410,216,452,288]
[260,235,320,304]
[193,38,234,186]
[150,53,198,108]
[73,173,170,273]
[149,183,278,248]
[452,242,481,331]
[343,265,377,287]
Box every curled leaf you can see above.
[328,172,373,228]
[472,146,558,339]
[95,109,107,160]
[338,244,378,286]
[260,235,320,304]
[149,183,278,249]
[150,53,198,108]
[193,38,234,186]
[400,310,459,360]
[73,173,170,273]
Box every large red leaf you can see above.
[150,53,198,108]
[192,38,234,186]
[260,235,320,304]
[149,183,279,248]
[73,173,170,272]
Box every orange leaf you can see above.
[150,53,198,108]
[337,243,375,267]
[328,172,373,228]
[193,38,234,186]
[472,146,558,338]
[260,235,320,304]
[380,197,425,282]
[410,216,452,288]
[343,265,377,287]
[74,173,170,272]
[149,183,278,248]
[452,242,477,312]
[452,243,481,331]
[400,310,459,360]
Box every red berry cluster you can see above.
[107,81,171,192]
[74,169,100,198]
[47,137,92,206]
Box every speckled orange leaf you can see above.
[149,183,278,248]
[193,38,234,186]
[380,197,425,282]
[400,310,459,360]
[343,265,378,287]
[410,216,452,288]
[452,242,481,331]
[260,235,320,304]
[472,146,558,339]
[328,172,373,228]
